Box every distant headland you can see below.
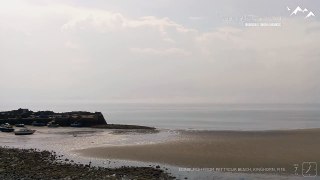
[0,108,106,127]
[0,108,155,130]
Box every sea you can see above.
[2,103,320,131]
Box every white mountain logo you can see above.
[305,12,315,19]
[288,6,315,19]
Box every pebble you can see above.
[0,147,175,180]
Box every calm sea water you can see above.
[2,103,320,130]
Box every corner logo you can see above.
[287,6,315,19]
[302,162,317,177]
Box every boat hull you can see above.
[0,128,15,132]
[14,130,36,135]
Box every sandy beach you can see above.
[76,128,320,175]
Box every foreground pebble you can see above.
[0,146,175,180]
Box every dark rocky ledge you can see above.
[92,124,156,130]
[0,108,106,127]
[0,147,175,180]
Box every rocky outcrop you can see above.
[0,109,107,127]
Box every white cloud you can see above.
[60,7,197,36]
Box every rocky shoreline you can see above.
[92,124,156,130]
[0,147,175,180]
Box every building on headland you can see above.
[0,108,107,127]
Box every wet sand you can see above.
[76,128,320,174]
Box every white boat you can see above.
[0,123,14,132]
[14,128,36,135]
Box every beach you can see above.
[76,128,320,175]
[1,126,320,179]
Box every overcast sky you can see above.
[1,0,320,104]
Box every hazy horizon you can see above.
[1,0,320,105]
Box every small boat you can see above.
[0,123,15,132]
[70,122,82,127]
[1,123,12,127]
[15,124,25,127]
[14,128,36,135]
[1,127,15,132]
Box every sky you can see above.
[1,0,320,105]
